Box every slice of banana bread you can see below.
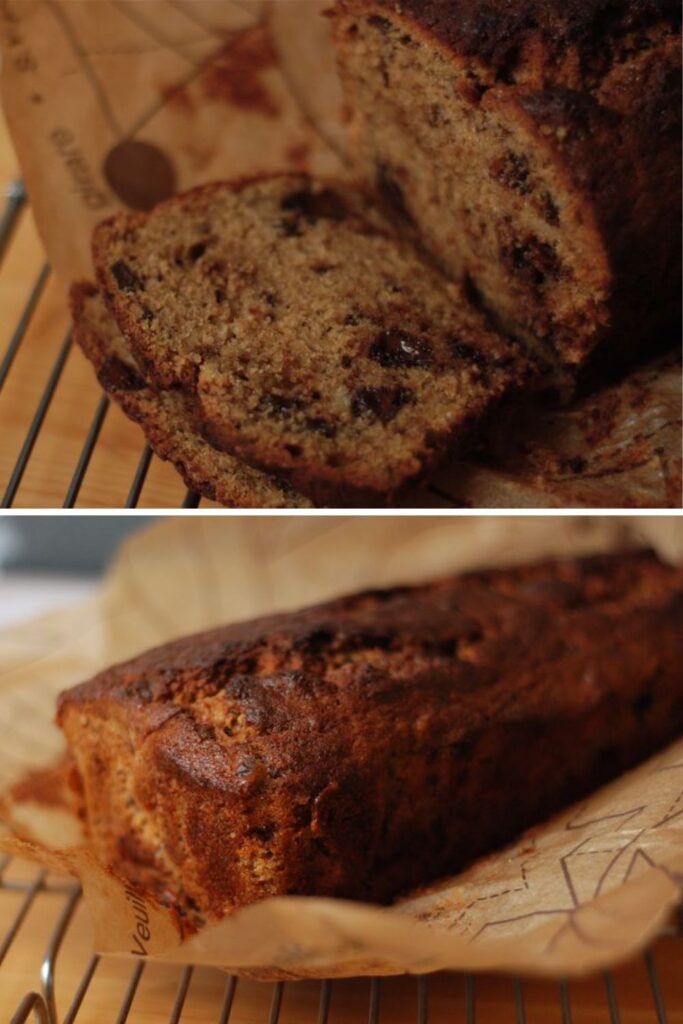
[332,0,682,375]
[92,174,527,506]
[57,550,683,923]
[71,283,311,509]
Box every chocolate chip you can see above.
[369,329,433,369]
[263,291,277,306]
[344,313,362,326]
[450,340,490,370]
[188,242,207,261]
[376,162,414,224]
[312,263,334,274]
[341,354,353,368]
[215,289,225,303]
[285,443,302,457]
[501,236,562,288]
[307,417,337,438]
[367,13,392,33]
[542,191,560,226]
[260,394,305,418]
[277,219,303,238]
[351,386,411,423]
[491,151,531,194]
[111,260,144,292]
[140,305,155,322]
[280,188,347,223]
[99,355,146,392]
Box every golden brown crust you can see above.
[58,550,683,920]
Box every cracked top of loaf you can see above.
[352,0,681,86]
[60,549,682,726]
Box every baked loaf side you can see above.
[332,0,682,375]
[92,173,527,506]
[70,283,311,509]
[57,550,683,923]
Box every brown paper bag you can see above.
[1,516,682,978]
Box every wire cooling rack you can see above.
[2,855,681,1024]
[0,178,209,510]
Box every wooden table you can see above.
[0,109,221,510]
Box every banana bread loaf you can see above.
[70,283,311,509]
[92,173,527,506]
[57,550,683,924]
[332,0,682,376]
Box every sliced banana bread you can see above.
[92,174,527,506]
[71,283,311,509]
[57,550,683,921]
[332,0,682,375]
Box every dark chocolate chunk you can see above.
[369,329,433,369]
[307,417,337,438]
[501,236,562,288]
[111,259,144,292]
[259,394,306,418]
[450,340,490,370]
[376,162,414,224]
[188,242,207,262]
[98,355,147,392]
[277,218,303,238]
[140,305,155,322]
[491,151,531,194]
[367,14,392,33]
[281,188,348,223]
[351,386,411,423]
[541,191,560,226]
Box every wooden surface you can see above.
[1,858,682,1024]
[0,108,220,510]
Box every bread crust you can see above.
[58,550,683,922]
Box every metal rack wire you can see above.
[1,854,678,1024]
[0,180,201,510]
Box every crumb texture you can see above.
[70,283,311,509]
[333,0,681,372]
[93,174,526,505]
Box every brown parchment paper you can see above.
[1,515,683,979]
[0,0,346,283]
